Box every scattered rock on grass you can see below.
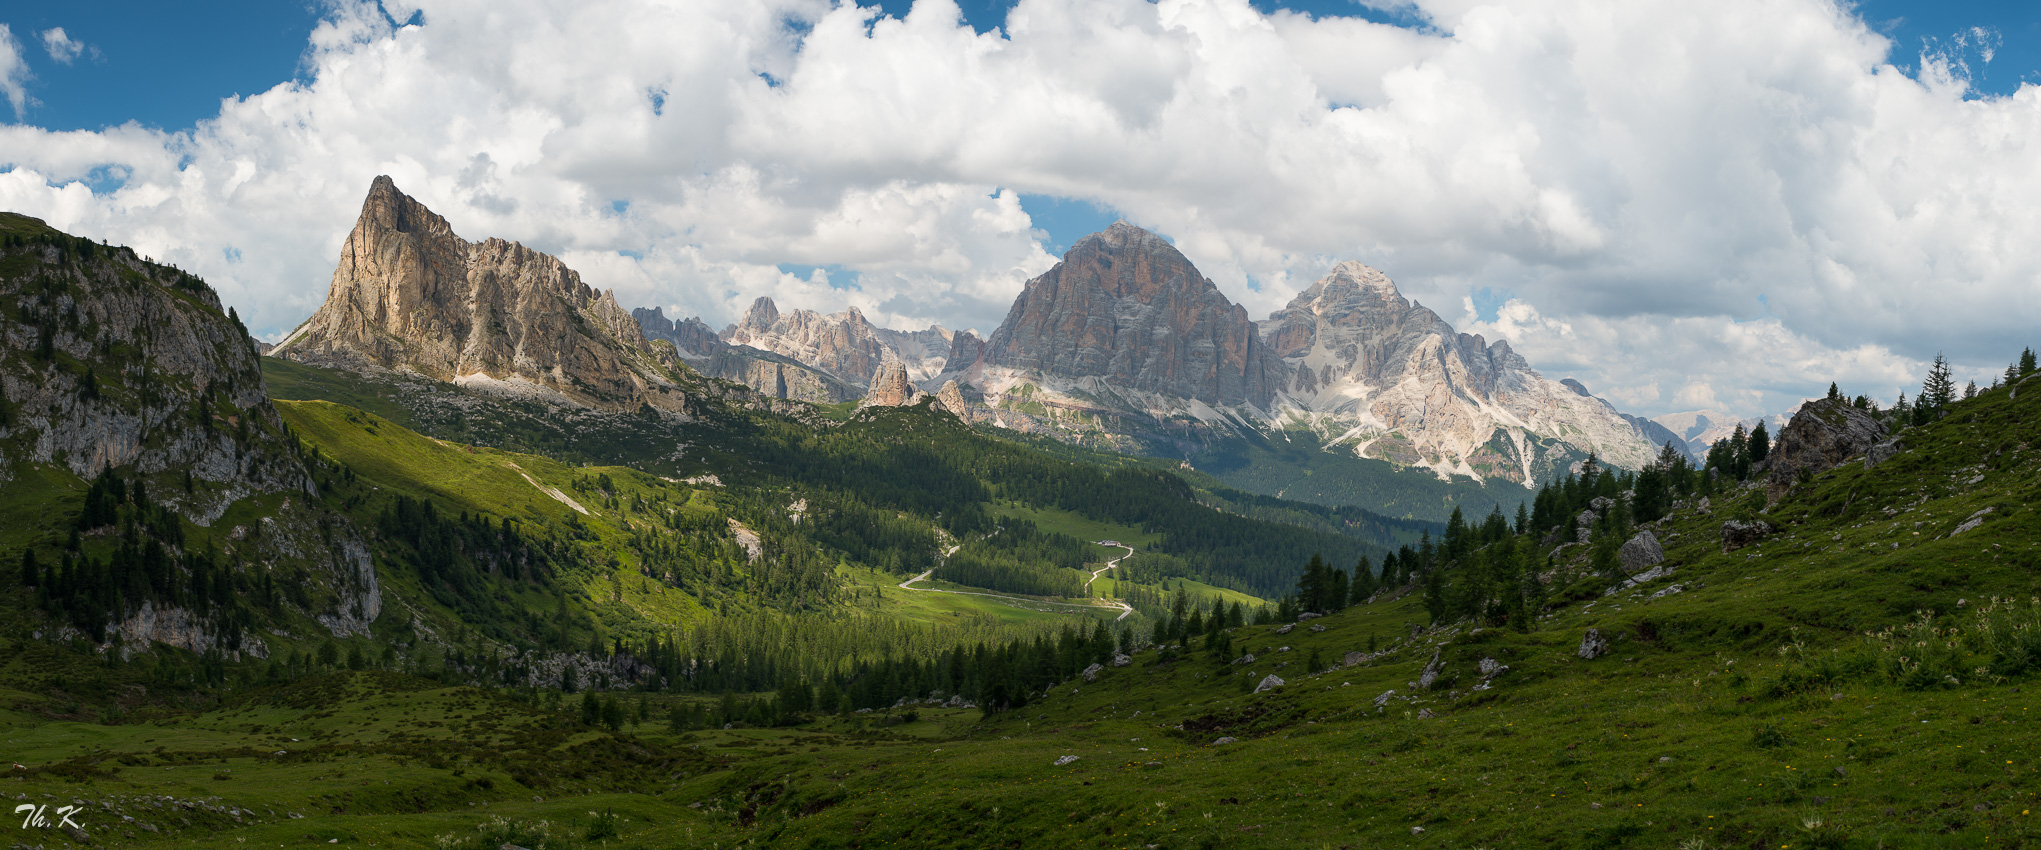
[1578,629,1611,660]
[1053,755,1079,766]
[1211,737,1238,746]
[1720,520,1774,553]
[1254,675,1285,694]
[1618,530,1664,573]
[1081,662,1104,683]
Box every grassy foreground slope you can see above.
[6,365,2040,848]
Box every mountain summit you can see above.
[275,177,685,411]
[924,227,1657,484]
[980,221,1282,409]
[1261,261,1656,480]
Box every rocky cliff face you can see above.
[634,306,725,358]
[0,213,380,650]
[635,306,857,403]
[978,222,1282,410]
[276,177,687,413]
[1765,397,1886,490]
[917,227,1656,483]
[721,297,951,386]
[1259,263,1654,483]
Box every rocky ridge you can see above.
[275,177,688,414]
[918,225,1655,483]
[721,297,952,386]
[0,213,380,651]
[636,306,857,404]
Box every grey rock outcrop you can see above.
[1254,674,1285,693]
[1949,507,1993,537]
[936,380,972,421]
[1767,397,1888,487]
[1618,530,1664,573]
[859,360,925,408]
[1081,662,1104,683]
[1111,653,1132,668]
[1865,437,1905,469]
[1720,520,1774,553]
[1416,649,1445,689]
[1578,628,1610,660]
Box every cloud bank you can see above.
[0,0,2036,418]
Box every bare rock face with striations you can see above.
[276,176,685,412]
[1260,261,1654,483]
[722,297,951,387]
[981,222,1281,410]
[635,306,857,403]
[860,360,925,408]
[633,306,725,358]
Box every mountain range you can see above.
[647,220,1675,492]
[5,175,2037,850]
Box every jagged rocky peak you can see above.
[982,220,1281,409]
[1259,260,1654,482]
[938,329,986,376]
[275,176,682,412]
[721,296,951,386]
[634,306,725,358]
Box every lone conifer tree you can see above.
[1921,352,1956,413]
[2022,347,2038,376]
[1827,382,1841,401]
[1748,422,1770,465]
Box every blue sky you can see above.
[4,0,2041,419]
[9,0,2035,258]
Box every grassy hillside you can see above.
[7,361,2033,847]
[1191,426,1539,524]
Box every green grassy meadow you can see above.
[8,381,2041,847]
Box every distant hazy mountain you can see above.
[1652,406,1799,457]
[723,297,952,387]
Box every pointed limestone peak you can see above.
[1325,260,1401,295]
[1070,219,1176,259]
[357,175,458,242]
[743,296,780,328]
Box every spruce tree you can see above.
[1921,352,1955,413]
[2023,347,2037,376]
[1826,382,1841,401]
[20,549,36,587]
[1747,421,1770,465]
[1422,567,1446,624]
[1514,501,1530,536]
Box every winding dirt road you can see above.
[898,542,1136,621]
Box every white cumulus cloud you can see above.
[39,27,91,64]
[0,24,31,118]
[0,0,2035,419]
